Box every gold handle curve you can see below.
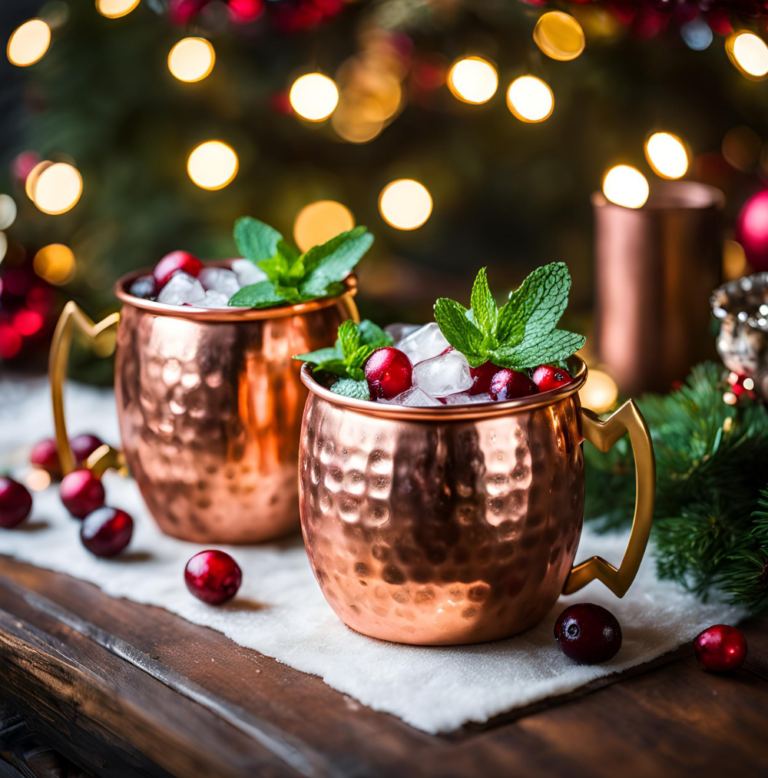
[49,301,126,477]
[340,293,360,323]
[563,400,656,598]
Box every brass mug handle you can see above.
[49,301,126,477]
[563,400,656,598]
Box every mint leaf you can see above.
[299,227,374,298]
[295,346,341,366]
[338,320,361,357]
[228,280,287,309]
[470,268,497,339]
[434,298,486,366]
[331,378,370,400]
[491,330,586,370]
[358,319,393,349]
[234,217,283,263]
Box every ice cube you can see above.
[385,322,421,346]
[157,272,206,306]
[231,259,268,288]
[198,268,240,298]
[382,387,442,407]
[197,290,231,309]
[442,392,493,405]
[413,350,473,397]
[398,322,451,364]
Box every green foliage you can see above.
[330,378,371,400]
[585,362,768,612]
[434,264,585,369]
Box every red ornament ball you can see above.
[81,507,134,557]
[489,369,538,401]
[153,251,202,289]
[531,365,574,393]
[185,550,242,605]
[469,361,500,396]
[70,434,104,465]
[31,438,61,477]
[364,347,414,400]
[693,625,748,672]
[735,190,768,272]
[0,477,33,528]
[555,603,623,664]
[60,469,106,519]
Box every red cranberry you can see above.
[153,251,202,289]
[531,365,574,393]
[364,347,414,400]
[469,361,500,395]
[185,550,242,605]
[31,437,61,477]
[693,625,747,672]
[555,603,622,664]
[70,434,104,465]
[81,507,134,557]
[60,470,106,519]
[489,369,538,401]
[129,274,157,299]
[0,477,33,528]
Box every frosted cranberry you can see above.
[531,365,573,393]
[555,603,622,664]
[60,469,105,519]
[489,369,538,401]
[129,274,157,299]
[694,625,747,672]
[364,347,413,400]
[185,550,242,605]
[0,477,33,528]
[81,507,133,557]
[153,251,202,289]
[469,361,500,395]
[31,437,61,477]
[70,434,104,465]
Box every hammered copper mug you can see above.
[299,358,655,645]
[48,264,358,544]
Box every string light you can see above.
[33,244,76,285]
[0,195,17,231]
[30,162,83,215]
[294,201,355,253]
[96,0,141,18]
[379,179,433,231]
[580,369,618,413]
[7,20,51,67]
[603,165,650,209]
[727,32,768,80]
[645,133,689,180]
[168,38,215,83]
[187,141,239,190]
[447,57,498,105]
[289,74,339,122]
[506,76,554,123]
[533,12,585,61]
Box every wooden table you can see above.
[0,556,766,778]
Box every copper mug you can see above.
[49,265,358,544]
[299,358,655,645]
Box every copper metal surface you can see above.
[594,181,724,395]
[298,359,656,645]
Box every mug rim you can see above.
[301,356,587,421]
[114,263,358,321]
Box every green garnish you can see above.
[228,217,374,309]
[434,263,585,370]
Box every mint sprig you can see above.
[434,264,585,370]
[228,217,373,309]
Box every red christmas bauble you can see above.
[185,550,242,604]
[0,477,33,528]
[81,507,134,557]
[60,470,106,519]
[693,625,747,672]
[735,190,768,272]
[365,348,414,400]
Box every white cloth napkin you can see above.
[0,378,743,734]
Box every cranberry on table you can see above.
[489,369,538,401]
[0,477,33,529]
[554,603,622,664]
[693,625,747,672]
[70,433,104,465]
[364,347,414,400]
[129,274,157,299]
[153,251,202,289]
[60,469,106,519]
[30,438,61,477]
[80,507,134,557]
[185,550,242,605]
[531,365,573,393]
[469,361,500,396]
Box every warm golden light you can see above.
[96,0,141,18]
[602,165,649,209]
[30,162,83,215]
[581,369,619,413]
[7,20,51,67]
[187,141,239,190]
[728,32,768,79]
[0,233,7,264]
[447,57,498,105]
[506,76,554,123]
[168,38,215,83]
[0,195,17,230]
[289,73,339,122]
[294,201,355,253]
[645,132,689,180]
[723,239,750,280]
[379,179,433,231]
[26,468,51,491]
[533,12,585,61]
[722,125,762,171]
[33,244,76,285]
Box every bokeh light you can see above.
[727,32,768,80]
[0,325,22,359]
[379,179,433,231]
[506,76,554,123]
[681,18,713,51]
[447,57,498,105]
[7,20,51,67]
[533,12,585,61]
[168,38,215,83]
[294,201,355,253]
[723,239,750,281]
[289,73,339,122]
[581,369,619,413]
[33,244,76,285]
[26,469,51,491]
[603,165,649,209]
[30,162,83,215]
[722,126,762,171]
[645,132,689,180]
[187,141,239,190]
[96,0,141,18]
[0,233,7,264]
[0,195,17,230]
